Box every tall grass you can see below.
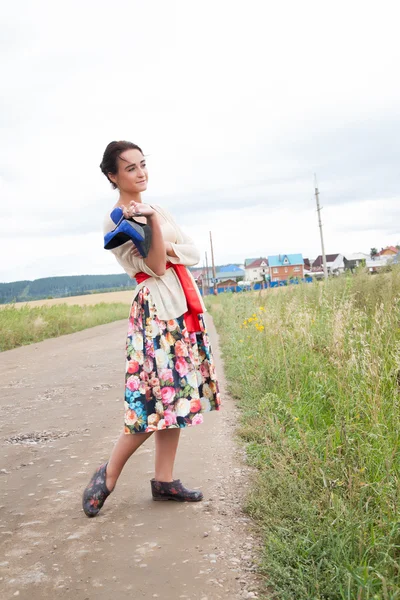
[0,303,130,351]
[207,268,400,600]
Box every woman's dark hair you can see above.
[100,140,144,189]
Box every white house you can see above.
[366,255,394,272]
[344,253,369,271]
[245,258,269,282]
[312,254,345,275]
[345,252,369,263]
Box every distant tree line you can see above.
[0,264,241,304]
[0,274,136,304]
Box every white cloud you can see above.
[1,0,399,282]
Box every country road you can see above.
[0,316,260,600]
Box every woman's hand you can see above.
[165,241,178,258]
[123,201,158,258]
[122,201,155,220]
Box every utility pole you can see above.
[314,174,328,280]
[209,231,218,295]
[200,260,205,297]
[205,251,210,296]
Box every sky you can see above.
[1,0,399,282]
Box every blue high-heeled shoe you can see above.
[104,207,152,257]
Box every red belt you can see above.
[135,262,203,332]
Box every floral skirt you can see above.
[124,286,221,434]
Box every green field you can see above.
[0,303,130,352]
[207,269,400,600]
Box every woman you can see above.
[82,140,221,517]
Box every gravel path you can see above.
[0,315,261,600]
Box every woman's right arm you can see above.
[121,201,166,276]
[144,212,166,276]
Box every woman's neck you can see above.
[116,191,144,207]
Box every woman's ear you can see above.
[108,172,117,186]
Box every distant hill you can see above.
[0,274,136,304]
[0,264,242,304]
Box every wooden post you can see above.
[205,251,210,296]
[209,231,217,295]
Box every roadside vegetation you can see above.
[0,303,130,352]
[207,268,400,599]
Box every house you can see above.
[216,278,238,292]
[190,267,214,285]
[313,254,345,275]
[215,264,244,283]
[379,246,398,257]
[366,254,395,272]
[190,268,204,282]
[344,252,369,272]
[309,266,325,278]
[244,258,259,267]
[268,254,304,282]
[303,258,314,277]
[245,258,269,282]
[191,265,245,293]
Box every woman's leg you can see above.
[151,428,203,502]
[154,428,181,482]
[106,430,153,491]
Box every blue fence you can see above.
[269,277,313,288]
[199,277,313,295]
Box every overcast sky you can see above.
[1,0,399,282]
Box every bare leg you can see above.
[154,428,181,482]
[106,430,153,491]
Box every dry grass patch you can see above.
[0,290,134,309]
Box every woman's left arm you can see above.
[156,205,200,267]
[165,233,200,266]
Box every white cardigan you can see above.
[103,204,206,321]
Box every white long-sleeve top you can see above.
[103,204,206,321]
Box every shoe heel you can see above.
[152,495,171,502]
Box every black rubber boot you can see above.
[82,462,113,517]
[150,478,203,502]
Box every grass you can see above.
[0,302,130,351]
[206,268,400,600]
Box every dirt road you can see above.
[0,316,259,600]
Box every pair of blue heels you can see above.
[103,207,152,257]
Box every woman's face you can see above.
[109,149,148,193]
